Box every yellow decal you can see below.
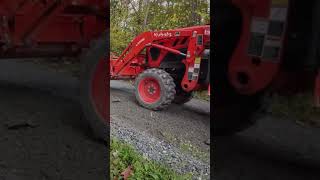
[195,57,201,64]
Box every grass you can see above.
[193,90,210,101]
[110,138,193,180]
[268,92,320,128]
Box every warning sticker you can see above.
[270,7,287,21]
[262,39,281,59]
[262,46,280,59]
[188,66,194,80]
[188,67,194,73]
[251,19,269,34]
[248,33,265,57]
[188,72,193,80]
[192,74,198,80]
[264,39,281,47]
[268,21,285,37]
[194,68,200,74]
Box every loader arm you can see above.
[112,30,194,75]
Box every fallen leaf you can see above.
[121,165,133,180]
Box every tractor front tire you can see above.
[134,68,176,110]
[80,35,108,141]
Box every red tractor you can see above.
[0,1,108,139]
[110,25,210,110]
[214,0,320,135]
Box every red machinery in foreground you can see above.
[215,0,320,135]
[0,1,108,139]
[110,25,210,110]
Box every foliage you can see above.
[110,138,193,179]
[268,92,320,128]
[193,90,210,101]
[110,0,210,54]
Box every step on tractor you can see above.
[110,25,210,110]
[0,1,108,140]
[214,0,320,135]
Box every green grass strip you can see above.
[110,138,193,180]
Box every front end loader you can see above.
[110,25,210,110]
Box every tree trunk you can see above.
[143,0,150,31]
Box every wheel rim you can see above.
[90,57,108,122]
[138,77,161,104]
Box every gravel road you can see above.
[2,59,320,180]
[111,119,210,178]
[110,80,211,179]
[110,80,210,151]
[0,60,211,179]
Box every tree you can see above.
[110,0,210,54]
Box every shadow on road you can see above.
[0,85,106,179]
[214,117,320,180]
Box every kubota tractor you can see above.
[214,0,320,135]
[110,25,210,110]
[0,1,108,140]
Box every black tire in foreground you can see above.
[80,35,109,141]
[134,68,176,110]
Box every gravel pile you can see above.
[110,115,210,179]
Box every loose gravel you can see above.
[110,115,210,180]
